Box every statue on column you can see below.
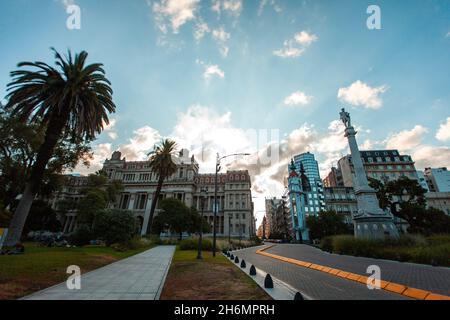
[338,108,399,239]
[340,108,351,128]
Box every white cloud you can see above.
[102,118,118,140]
[273,43,304,58]
[382,124,449,170]
[194,21,210,41]
[436,117,450,142]
[273,31,318,58]
[283,91,313,107]
[152,0,200,34]
[212,0,243,17]
[258,0,282,16]
[411,145,450,170]
[203,64,225,80]
[385,125,428,152]
[294,31,318,46]
[446,31,450,38]
[338,80,388,109]
[212,27,231,57]
[118,126,162,161]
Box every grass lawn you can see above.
[0,242,155,300]
[160,249,271,300]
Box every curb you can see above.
[224,251,313,300]
[256,245,450,301]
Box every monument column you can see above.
[340,108,399,239]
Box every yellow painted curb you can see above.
[425,293,450,300]
[255,245,450,300]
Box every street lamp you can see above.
[212,152,250,257]
[197,188,208,260]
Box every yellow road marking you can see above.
[255,245,450,300]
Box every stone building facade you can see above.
[52,149,256,239]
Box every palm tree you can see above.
[3,49,116,246]
[145,139,178,234]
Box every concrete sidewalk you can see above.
[23,246,175,300]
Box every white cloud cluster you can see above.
[258,0,282,16]
[436,117,450,142]
[212,0,243,17]
[118,126,162,161]
[338,80,388,109]
[283,91,313,107]
[384,124,449,169]
[194,21,210,41]
[196,59,225,81]
[152,0,200,34]
[385,125,428,151]
[203,64,225,80]
[103,118,118,140]
[274,31,318,58]
[212,27,231,57]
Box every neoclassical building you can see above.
[54,149,256,239]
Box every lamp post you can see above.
[197,188,208,260]
[228,214,231,244]
[212,152,250,257]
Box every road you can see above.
[232,244,448,300]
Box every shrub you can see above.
[179,238,213,251]
[320,236,333,252]
[93,209,136,246]
[426,234,450,246]
[69,224,94,246]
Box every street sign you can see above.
[0,228,8,250]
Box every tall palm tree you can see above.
[3,49,116,246]
[145,139,178,234]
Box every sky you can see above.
[1,0,449,227]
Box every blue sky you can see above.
[1,0,449,224]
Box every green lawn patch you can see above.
[161,249,271,300]
[0,242,155,300]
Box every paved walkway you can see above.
[23,246,175,300]
[267,244,450,296]
[233,246,411,300]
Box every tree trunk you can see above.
[4,109,69,247]
[145,176,165,235]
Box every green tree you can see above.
[0,107,92,210]
[145,139,178,234]
[4,49,116,246]
[92,209,136,246]
[398,203,450,235]
[151,198,196,240]
[76,190,107,225]
[306,210,352,240]
[23,200,62,234]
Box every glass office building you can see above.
[292,152,325,216]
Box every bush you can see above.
[321,234,450,267]
[426,234,450,246]
[320,237,333,253]
[69,224,94,246]
[179,238,213,251]
[93,209,136,246]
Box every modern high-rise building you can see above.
[292,152,325,216]
[337,150,418,187]
[424,167,450,192]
